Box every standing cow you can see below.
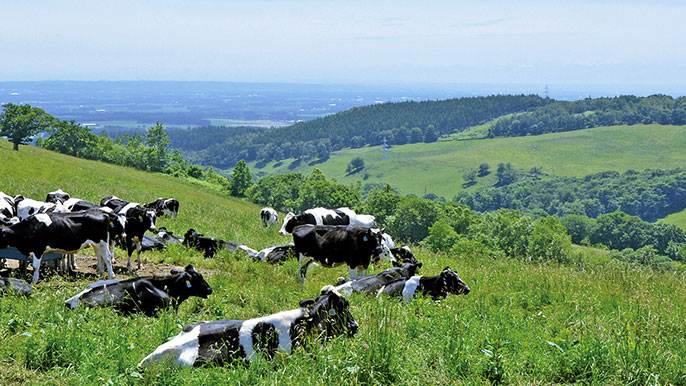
[145,198,179,218]
[292,225,394,284]
[260,207,278,228]
[117,203,158,272]
[279,207,376,236]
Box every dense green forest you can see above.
[454,168,686,222]
[489,94,686,137]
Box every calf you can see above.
[65,265,212,315]
[334,259,423,296]
[45,189,71,204]
[292,225,394,284]
[0,210,126,283]
[260,207,278,228]
[138,285,357,368]
[145,198,179,218]
[255,244,296,264]
[377,267,470,302]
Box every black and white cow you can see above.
[0,210,127,283]
[65,265,213,316]
[100,195,130,211]
[45,189,71,204]
[0,191,18,225]
[15,196,69,221]
[377,267,470,302]
[334,258,423,296]
[62,197,101,212]
[278,207,376,236]
[140,227,184,252]
[183,228,257,258]
[145,198,179,219]
[292,225,394,284]
[0,277,34,296]
[260,207,278,228]
[255,244,296,264]
[115,202,157,272]
[138,285,357,368]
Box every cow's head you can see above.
[279,212,296,235]
[125,206,157,234]
[368,228,394,264]
[301,285,358,339]
[46,189,70,204]
[171,264,213,299]
[390,245,419,265]
[107,213,127,241]
[392,254,422,277]
[183,228,200,246]
[145,209,157,233]
[440,267,470,295]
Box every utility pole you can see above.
[382,136,388,160]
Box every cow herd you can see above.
[0,189,470,369]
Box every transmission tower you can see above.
[382,137,388,160]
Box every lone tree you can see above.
[0,103,53,151]
[231,159,253,197]
[478,163,490,177]
[346,157,365,174]
[145,121,170,172]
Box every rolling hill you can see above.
[1,140,685,384]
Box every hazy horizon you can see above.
[2,0,685,92]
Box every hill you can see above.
[249,124,686,199]
[1,141,685,384]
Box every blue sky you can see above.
[2,0,685,88]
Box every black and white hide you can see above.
[62,197,101,212]
[15,196,69,221]
[260,207,278,228]
[0,210,127,283]
[100,195,130,211]
[0,191,18,225]
[292,225,394,284]
[65,264,212,316]
[140,227,184,252]
[145,198,179,218]
[183,229,257,258]
[138,285,358,368]
[279,207,377,236]
[377,267,471,302]
[334,258,422,296]
[255,244,296,264]
[116,203,158,272]
[0,277,34,296]
[45,189,71,204]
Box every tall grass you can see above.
[1,141,685,384]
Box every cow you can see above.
[140,227,184,252]
[45,189,71,204]
[0,277,34,296]
[138,285,357,368]
[115,202,157,272]
[334,258,423,296]
[0,210,126,283]
[390,245,418,264]
[145,198,179,219]
[100,195,130,211]
[292,225,394,284]
[15,196,69,221]
[64,264,213,316]
[377,267,471,303]
[260,207,278,228]
[183,228,257,258]
[279,207,376,236]
[255,244,296,264]
[62,197,101,212]
[0,191,17,223]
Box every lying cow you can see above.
[260,207,278,228]
[141,227,184,252]
[0,210,126,283]
[145,198,179,218]
[334,259,423,296]
[138,285,357,368]
[0,277,34,296]
[377,267,470,302]
[183,229,257,258]
[255,244,296,264]
[65,265,212,316]
[279,207,376,236]
[292,225,394,284]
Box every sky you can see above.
[1,0,685,90]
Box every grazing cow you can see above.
[0,277,34,296]
[138,285,357,368]
[145,198,179,218]
[334,258,423,296]
[255,244,296,264]
[65,265,213,315]
[15,196,69,220]
[260,207,278,228]
[0,210,126,283]
[0,191,17,223]
[116,203,157,272]
[45,189,71,204]
[292,225,394,284]
[377,267,471,302]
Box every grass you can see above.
[1,140,686,385]
[249,124,686,199]
[659,209,686,230]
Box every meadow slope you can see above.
[1,141,685,385]
[250,124,686,199]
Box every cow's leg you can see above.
[109,240,116,264]
[356,266,366,277]
[136,242,142,270]
[31,252,42,284]
[96,241,115,278]
[349,266,357,279]
[69,253,77,271]
[297,254,313,285]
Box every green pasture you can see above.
[1,141,685,385]
[659,209,686,230]
[251,124,686,199]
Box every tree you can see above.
[409,127,424,143]
[423,124,439,143]
[463,169,477,187]
[496,162,517,186]
[230,160,253,197]
[0,103,53,151]
[41,119,98,157]
[478,163,490,177]
[346,157,365,174]
[145,122,170,172]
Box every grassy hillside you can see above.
[660,209,686,229]
[1,141,685,385]
[251,124,686,198]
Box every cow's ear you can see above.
[443,266,452,272]
[417,262,423,269]
[299,299,315,308]
[185,264,195,272]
